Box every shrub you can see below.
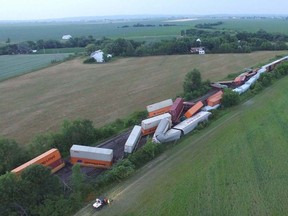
[222,88,240,107]
[83,58,96,64]
[128,139,163,168]
[251,82,263,94]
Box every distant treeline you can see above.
[1,28,288,56]
[195,21,223,29]
[120,23,177,28]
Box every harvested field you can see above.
[0,51,286,144]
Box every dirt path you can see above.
[75,110,242,216]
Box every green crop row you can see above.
[0,53,72,81]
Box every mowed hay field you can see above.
[0,51,287,144]
[83,76,288,216]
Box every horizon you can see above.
[0,13,287,23]
[1,0,288,21]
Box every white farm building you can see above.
[90,50,112,63]
[62,35,72,40]
[90,50,105,63]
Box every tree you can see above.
[71,164,85,193]
[108,38,135,56]
[60,119,96,153]
[0,138,27,175]
[183,69,210,100]
[85,43,97,55]
[6,38,10,44]
[222,88,240,107]
[183,69,202,93]
[20,165,62,209]
[0,173,27,216]
[258,73,273,87]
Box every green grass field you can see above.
[80,76,288,216]
[0,19,188,43]
[1,18,287,43]
[36,47,84,54]
[0,53,72,81]
[215,18,288,34]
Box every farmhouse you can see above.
[90,50,105,63]
[90,50,112,63]
[191,47,205,54]
[62,35,72,40]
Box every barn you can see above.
[62,35,72,40]
[90,50,105,63]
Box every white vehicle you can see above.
[93,197,110,209]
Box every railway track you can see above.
[55,128,147,185]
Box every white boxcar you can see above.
[70,145,113,162]
[152,118,171,143]
[246,75,258,85]
[173,111,211,135]
[146,99,173,113]
[124,125,142,153]
[154,128,182,143]
[153,118,171,137]
[201,104,220,111]
[141,113,171,130]
[258,67,267,74]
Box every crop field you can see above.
[0,51,286,144]
[0,19,190,43]
[1,18,287,43]
[78,76,288,216]
[36,47,85,54]
[214,18,288,34]
[0,54,72,81]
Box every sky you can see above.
[0,0,288,21]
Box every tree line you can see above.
[1,28,288,56]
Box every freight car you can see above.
[184,101,204,119]
[206,91,223,107]
[152,111,211,143]
[233,75,246,86]
[11,148,65,175]
[141,113,172,135]
[263,56,288,72]
[169,98,184,123]
[146,99,173,117]
[174,111,211,135]
[70,145,113,168]
[124,125,142,154]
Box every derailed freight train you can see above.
[152,111,211,143]
[10,55,288,173]
[11,148,65,175]
[233,55,288,94]
[70,145,113,168]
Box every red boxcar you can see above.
[169,98,184,123]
